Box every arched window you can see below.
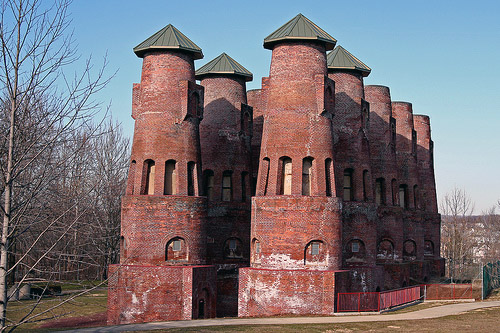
[261,158,270,196]
[325,86,334,112]
[224,238,243,258]
[413,185,419,209]
[252,238,261,262]
[187,161,196,196]
[362,170,369,201]
[304,240,325,265]
[241,171,248,202]
[222,171,233,201]
[164,160,177,195]
[203,170,214,200]
[403,240,417,261]
[424,240,434,256]
[390,117,396,146]
[412,129,417,155]
[399,184,408,209]
[120,236,126,260]
[361,107,369,129]
[127,160,136,195]
[345,239,366,263]
[279,157,292,195]
[391,179,397,205]
[325,158,333,197]
[166,237,187,261]
[375,178,385,205]
[143,159,155,195]
[377,239,394,260]
[343,169,354,201]
[302,157,313,196]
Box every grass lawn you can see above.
[5,287,107,332]
[5,285,500,332]
[158,306,500,332]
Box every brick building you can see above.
[107,14,444,324]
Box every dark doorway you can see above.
[198,299,205,319]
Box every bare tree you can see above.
[0,0,111,330]
[478,205,500,261]
[440,188,476,282]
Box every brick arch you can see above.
[403,239,417,261]
[345,238,366,264]
[304,239,327,266]
[223,237,243,259]
[377,238,395,261]
[165,236,188,262]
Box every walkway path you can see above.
[62,301,500,332]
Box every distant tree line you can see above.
[441,188,500,282]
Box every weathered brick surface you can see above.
[238,268,344,316]
[121,196,207,265]
[251,196,342,270]
[107,265,216,325]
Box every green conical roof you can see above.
[327,45,371,77]
[134,24,203,59]
[195,53,253,81]
[264,14,336,50]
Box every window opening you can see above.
[311,242,320,255]
[375,178,385,205]
[187,162,195,196]
[399,184,408,209]
[352,241,360,253]
[164,160,177,195]
[241,172,248,202]
[144,160,155,195]
[325,158,332,196]
[302,158,313,195]
[280,157,292,195]
[262,158,270,195]
[203,170,214,200]
[222,171,232,201]
[362,170,369,201]
[343,169,353,201]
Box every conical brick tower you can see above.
[108,24,216,325]
[196,52,253,317]
[238,14,346,317]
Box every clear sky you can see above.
[68,0,500,213]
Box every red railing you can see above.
[422,283,473,300]
[337,285,421,312]
[337,292,379,312]
[379,286,420,311]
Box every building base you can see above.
[238,267,349,317]
[107,264,216,325]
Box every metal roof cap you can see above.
[134,24,203,59]
[263,14,336,50]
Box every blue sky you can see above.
[69,0,500,213]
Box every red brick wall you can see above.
[238,268,341,317]
[392,102,419,210]
[256,42,336,197]
[121,196,207,265]
[107,265,216,325]
[127,51,204,197]
[329,71,372,202]
[414,114,438,213]
[365,85,398,206]
[251,196,342,270]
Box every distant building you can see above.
[107,14,444,324]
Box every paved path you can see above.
[62,301,500,332]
